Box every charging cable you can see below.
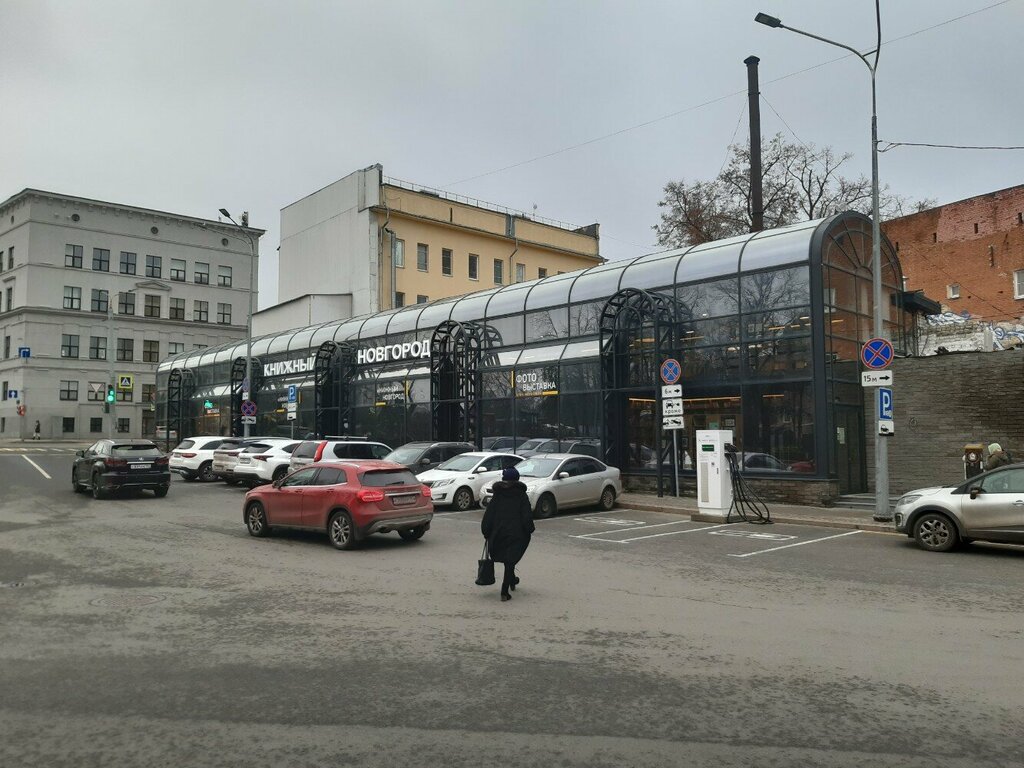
[724,446,772,525]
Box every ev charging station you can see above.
[696,429,733,518]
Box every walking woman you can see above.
[481,466,535,602]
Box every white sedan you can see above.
[169,436,238,482]
[481,453,622,519]
[233,440,302,486]
[418,452,522,510]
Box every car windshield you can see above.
[385,445,428,464]
[174,440,195,450]
[111,444,161,458]
[437,455,481,472]
[518,439,547,450]
[515,458,560,478]
[360,469,420,487]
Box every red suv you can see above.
[242,460,433,550]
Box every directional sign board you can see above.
[878,387,893,420]
[18,347,30,358]
[287,385,297,403]
[878,420,895,436]
[861,337,894,370]
[660,358,681,385]
[661,384,682,399]
[861,370,894,387]
[240,400,257,417]
[663,398,684,416]
[117,374,134,391]
[6,389,16,399]
[241,415,256,425]
[662,415,685,430]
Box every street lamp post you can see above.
[756,8,891,521]
[219,208,256,439]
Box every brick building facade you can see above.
[882,185,1024,325]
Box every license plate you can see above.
[239,457,250,464]
[131,463,151,469]
[391,494,417,507]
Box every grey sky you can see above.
[2,0,1020,310]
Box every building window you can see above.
[87,382,106,402]
[89,336,107,360]
[4,286,11,312]
[170,258,186,281]
[417,244,428,272]
[947,284,960,299]
[120,251,137,275]
[63,286,82,310]
[394,239,405,268]
[117,418,130,434]
[144,294,161,318]
[59,380,78,401]
[216,302,232,324]
[91,289,109,313]
[143,340,160,363]
[468,253,479,280]
[442,248,453,276]
[142,384,156,402]
[538,267,548,279]
[61,334,79,358]
[416,294,428,304]
[932,232,937,243]
[395,291,405,307]
[117,338,134,362]
[146,255,162,278]
[1015,269,1024,299]
[1,381,6,400]
[92,248,110,272]
[6,247,12,270]
[89,417,103,433]
[116,389,133,403]
[973,222,979,234]
[217,265,232,287]
[516,263,526,283]
[62,417,75,434]
[493,259,503,285]
[3,337,9,358]
[193,343,207,350]
[168,342,185,354]
[118,291,135,315]
[65,244,83,268]
[169,298,185,320]
[194,262,209,284]
[193,300,208,322]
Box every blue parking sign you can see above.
[288,385,297,403]
[878,387,893,420]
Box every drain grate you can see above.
[90,594,165,608]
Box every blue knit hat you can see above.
[502,466,520,482]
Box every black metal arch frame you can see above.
[430,319,485,445]
[600,287,679,494]
[313,340,356,438]
[165,367,195,452]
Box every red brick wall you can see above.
[882,185,1024,324]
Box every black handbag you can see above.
[475,540,495,586]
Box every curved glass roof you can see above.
[158,212,894,373]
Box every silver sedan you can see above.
[481,453,622,519]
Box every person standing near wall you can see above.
[33,420,40,440]
[985,443,1012,470]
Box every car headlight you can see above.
[895,494,922,507]
[432,478,454,488]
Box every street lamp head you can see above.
[218,208,231,219]
[754,12,783,28]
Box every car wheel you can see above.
[328,511,357,550]
[72,470,84,493]
[271,466,288,484]
[224,478,240,486]
[913,512,959,552]
[182,472,197,483]
[154,486,168,498]
[91,473,105,500]
[535,493,557,519]
[245,501,271,537]
[453,486,474,511]
[599,486,616,511]
[398,525,427,542]
[197,461,214,482]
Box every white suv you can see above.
[234,440,302,486]
[169,436,237,482]
[289,438,392,473]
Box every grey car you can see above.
[894,464,1024,551]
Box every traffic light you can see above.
[204,399,214,410]
[106,384,116,403]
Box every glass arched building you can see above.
[157,212,913,500]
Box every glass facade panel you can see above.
[740,266,810,313]
[386,306,425,337]
[415,299,457,333]
[525,307,569,343]
[569,300,604,337]
[741,382,815,472]
[485,315,523,347]
[742,307,812,342]
[569,261,627,303]
[618,252,684,293]
[740,220,818,272]
[677,278,739,320]
[745,336,812,378]
[676,234,747,283]
[450,288,499,324]
[486,284,531,317]
[524,273,576,310]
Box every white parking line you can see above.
[572,522,731,544]
[618,523,732,543]
[570,519,696,539]
[22,455,52,479]
[728,530,862,558]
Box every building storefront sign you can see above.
[376,380,407,405]
[263,357,316,377]
[513,368,558,397]
[357,340,430,365]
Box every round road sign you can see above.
[861,338,894,370]
[241,399,257,417]
[660,358,681,385]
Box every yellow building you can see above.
[258,164,600,334]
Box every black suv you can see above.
[72,439,171,499]
[384,441,476,475]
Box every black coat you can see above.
[481,481,535,564]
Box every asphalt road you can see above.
[1,447,1022,767]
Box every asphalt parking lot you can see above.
[3,449,1024,767]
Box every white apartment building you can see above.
[0,189,262,440]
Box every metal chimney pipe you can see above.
[745,55,764,232]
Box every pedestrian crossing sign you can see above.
[117,374,134,391]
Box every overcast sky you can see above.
[2,0,1021,310]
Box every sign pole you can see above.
[672,429,679,498]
